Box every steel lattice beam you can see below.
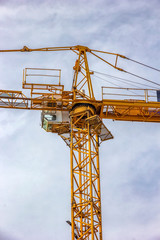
[70,112,102,240]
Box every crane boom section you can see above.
[0,89,73,111]
[1,89,160,122]
[100,99,160,122]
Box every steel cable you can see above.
[127,58,160,72]
[125,71,160,87]
[92,70,159,89]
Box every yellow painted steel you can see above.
[72,47,95,100]
[1,89,160,123]
[70,109,103,240]
[100,99,160,122]
[1,45,160,240]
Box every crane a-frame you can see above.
[0,45,160,240]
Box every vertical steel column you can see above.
[70,118,75,240]
[96,134,102,240]
[70,113,102,240]
[72,48,95,100]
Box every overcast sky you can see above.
[0,0,160,240]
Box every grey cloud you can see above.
[0,231,19,240]
[148,237,160,240]
[0,0,160,240]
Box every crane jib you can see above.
[0,45,160,240]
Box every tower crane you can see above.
[0,45,160,240]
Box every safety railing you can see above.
[22,68,62,93]
[102,87,160,102]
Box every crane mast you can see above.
[70,111,102,239]
[67,49,112,239]
[0,45,160,240]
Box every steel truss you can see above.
[70,111,102,240]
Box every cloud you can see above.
[0,0,160,239]
[0,231,19,240]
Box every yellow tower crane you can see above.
[0,45,160,240]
